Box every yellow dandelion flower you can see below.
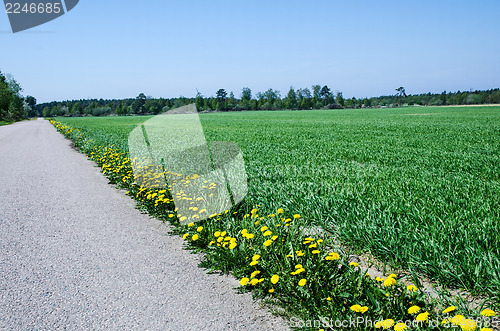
[325,252,340,260]
[416,311,429,322]
[350,304,362,312]
[246,233,255,239]
[229,242,237,250]
[308,243,317,249]
[268,289,274,293]
[460,319,476,331]
[271,275,279,284]
[349,262,359,267]
[443,306,456,314]
[240,277,249,286]
[408,306,421,315]
[311,250,320,254]
[180,216,187,222]
[254,221,260,226]
[375,277,383,282]
[407,285,418,292]
[296,251,305,256]
[480,328,492,331]
[260,226,268,232]
[394,322,407,331]
[277,208,284,215]
[197,226,203,232]
[191,234,199,241]
[350,305,368,313]
[250,278,259,286]
[250,260,258,266]
[382,319,394,329]
[214,231,221,237]
[263,230,272,237]
[285,218,291,223]
[326,297,332,301]
[451,315,465,326]
[375,321,383,329]
[263,239,273,247]
[251,270,261,279]
[241,229,248,235]
[298,279,307,286]
[217,237,223,243]
[481,309,496,317]
[220,231,227,237]
[293,214,301,219]
[252,254,260,261]
[383,277,397,287]
[183,233,189,240]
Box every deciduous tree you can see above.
[285,86,298,109]
[335,92,345,107]
[216,89,227,110]
[195,92,204,111]
[320,85,332,106]
[241,87,252,101]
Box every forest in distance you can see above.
[39,86,500,118]
[2,68,500,121]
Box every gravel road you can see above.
[0,119,289,330]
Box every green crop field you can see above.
[55,106,500,300]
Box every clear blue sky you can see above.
[1,0,499,103]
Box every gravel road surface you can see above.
[0,119,289,330]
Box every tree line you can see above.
[359,87,500,108]
[0,70,38,122]
[2,68,499,120]
[39,86,500,117]
[38,85,344,117]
